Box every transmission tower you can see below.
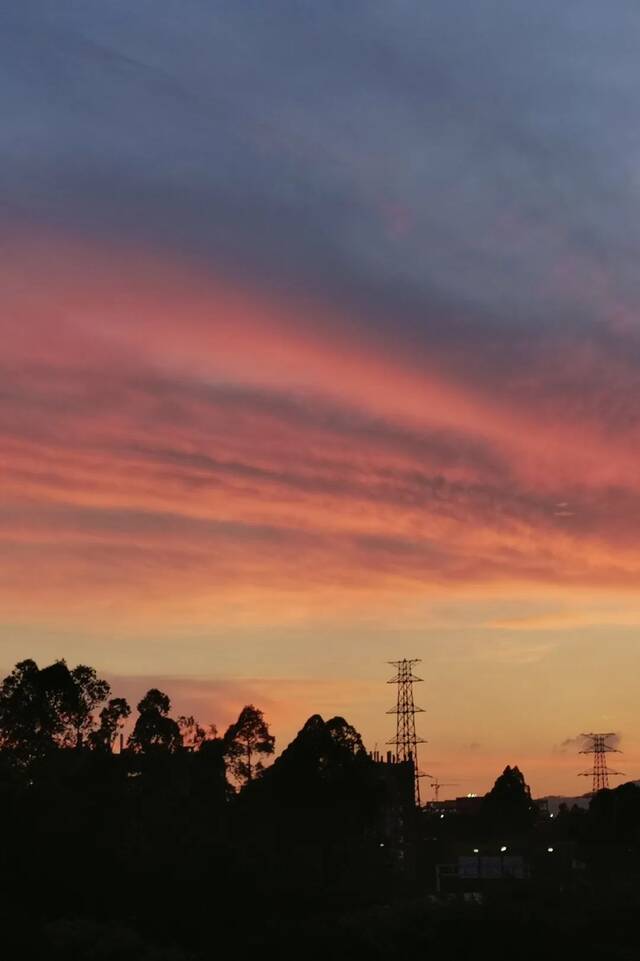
[387,658,425,805]
[578,732,624,794]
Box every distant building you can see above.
[458,854,528,879]
[436,853,529,894]
[424,794,483,816]
[369,751,417,878]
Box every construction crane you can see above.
[429,778,459,803]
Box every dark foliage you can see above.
[223,703,274,785]
[2,658,640,959]
[0,659,113,760]
[482,764,538,835]
[128,688,183,754]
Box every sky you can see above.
[2,1,640,798]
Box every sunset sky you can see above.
[3,2,640,797]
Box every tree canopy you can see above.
[0,659,113,760]
[224,703,275,785]
[482,764,537,834]
[127,688,183,754]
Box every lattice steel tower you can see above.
[387,658,425,805]
[579,732,624,794]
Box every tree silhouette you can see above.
[178,715,217,751]
[0,659,78,760]
[127,688,182,753]
[262,714,373,795]
[482,764,536,834]
[89,697,131,752]
[326,716,366,755]
[68,664,111,748]
[224,704,275,785]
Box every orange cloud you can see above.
[4,228,640,492]
[2,228,640,634]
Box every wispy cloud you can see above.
[491,610,640,631]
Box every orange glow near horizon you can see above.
[3,228,640,798]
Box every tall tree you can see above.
[89,697,131,752]
[127,688,182,754]
[483,764,537,833]
[0,659,78,759]
[68,664,111,748]
[326,716,366,755]
[224,704,274,785]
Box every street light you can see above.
[547,847,554,853]
[499,845,507,878]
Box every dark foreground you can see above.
[2,659,639,959]
[3,886,640,961]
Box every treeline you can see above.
[0,657,403,960]
[3,658,640,960]
[0,658,274,781]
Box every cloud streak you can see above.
[3,234,640,627]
